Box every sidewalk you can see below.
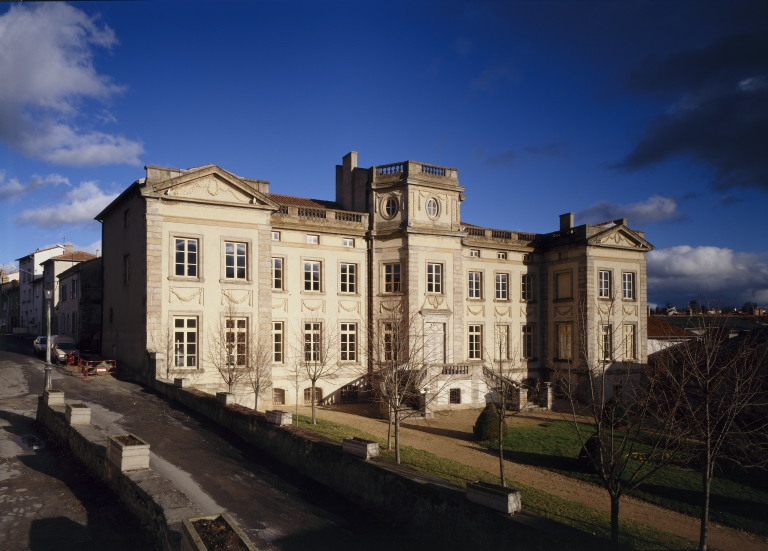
[296,403,767,551]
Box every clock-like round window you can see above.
[384,196,398,218]
[426,198,439,219]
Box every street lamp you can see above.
[44,288,52,390]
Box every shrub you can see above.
[473,403,509,441]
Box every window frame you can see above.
[173,315,200,369]
[556,323,573,360]
[497,252,507,260]
[271,231,281,241]
[495,272,509,301]
[220,237,253,283]
[172,236,201,280]
[468,324,483,360]
[123,254,131,284]
[469,249,480,258]
[426,262,443,294]
[383,196,398,219]
[342,237,354,247]
[494,324,509,360]
[272,388,285,405]
[272,321,284,363]
[303,259,322,293]
[598,270,612,299]
[521,273,534,301]
[304,322,322,363]
[271,257,284,290]
[449,388,461,404]
[599,324,613,361]
[340,322,357,362]
[306,234,319,245]
[339,263,357,294]
[384,262,402,293]
[522,324,534,359]
[426,197,439,219]
[622,272,636,300]
[468,271,483,299]
[623,324,636,360]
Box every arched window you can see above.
[272,388,285,405]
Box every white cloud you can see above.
[577,195,680,225]
[0,171,69,200]
[648,245,768,306]
[14,181,117,227]
[0,4,143,166]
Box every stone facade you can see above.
[97,153,652,410]
[56,257,103,352]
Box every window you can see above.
[384,263,401,293]
[600,325,612,361]
[495,273,508,300]
[342,238,354,247]
[449,388,461,404]
[495,325,509,360]
[225,318,247,366]
[123,209,130,228]
[598,270,611,298]
[304,322,321,362]
[622,272,635,300]
[340,263,356,293]
[468,325,482,360]
[304,387,322,404]
[71,279,78,299]
[272,322,284,363]
[556,323,572,360]
[273,388,285,405]
[60,284,67,302]
[469,249,479,258]
[72,312,78,332]
[624,324,636,360]
[468,271,482,299]
[426,198,438,218]
[427,263,442,293]
[66,313,70,334]
[306,234,319,244]
[174,317,198,367]
[384,197,398,218]
[523,254,532,263]
[340,384,358,402]
[123,254,131,284]
[383,322,399,363]
[522,325,534,359]
[497,252,507,260]
[555,271,572,299]
[271,231,281,241]
[271,258,283,290]
[225,242,246,279]
[304,261,321,291]
[175,238,198,277]
[340,323,356,361]
[521,274,533,301]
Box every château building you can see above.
[96,152,653,411]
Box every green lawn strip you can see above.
[295,415,696,551]
[495,420,768,537]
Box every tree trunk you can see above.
[610,493,620,544]
[311,382,317,424]
[254,390,258,412]
[386,404,393,451]
[395,410,401,464]
[499,414,506,487]
[699,458,712,550]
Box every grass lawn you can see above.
[294,415,698,551]
[492,420,768,537]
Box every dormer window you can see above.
[426,198,439,219]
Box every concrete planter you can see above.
[265,410,292,426]
[174,377,191,388]
[342,437,379,460]
[107,433,150,472]
[216,392,234,405]
[65,403,91,425]
[466,481,521,514]
[43,388,65,406]
[181,513,257,551]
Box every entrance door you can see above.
[425,322,445,364]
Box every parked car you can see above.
[50,336,79,364]
[33,336,48,356]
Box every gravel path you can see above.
[298,404,767,551]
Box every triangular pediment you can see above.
[150,166,278,209]
[588,225,654,251]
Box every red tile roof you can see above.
[49,251,97,262]
[647,316,696,338]
[270,194,343,210]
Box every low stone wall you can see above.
[152,380,597,550]
[36,397,201,551]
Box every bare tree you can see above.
[654,318,768,550]
[206,303,250,395]
[242,331,273,412]
[556,291,691,544]
[287,313,342,425]
[368,297,456,464]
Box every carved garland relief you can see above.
[302,299,326,313]
[221,289,253,306]
[167,175,250,204]
[169,287,203,304]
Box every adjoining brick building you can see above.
[96,152,652,411]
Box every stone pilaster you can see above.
[257,226,273,346]
[452,248,464,363]
[145,201,164,380]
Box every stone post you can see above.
[544,382,554,411]
[516,387,528,411]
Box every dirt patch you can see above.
[192,516,250,551]
[113,434,144,446]
[300,404,767,551]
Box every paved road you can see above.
[0,335,429,551]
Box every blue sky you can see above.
[1,1,766,308]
